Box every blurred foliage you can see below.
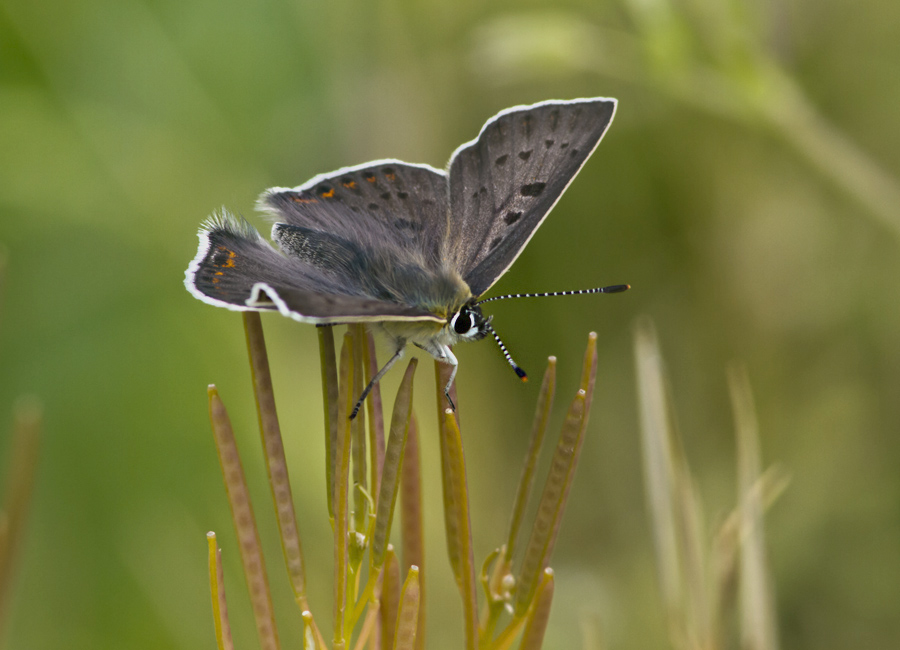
[1,0,899,648]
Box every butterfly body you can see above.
[185,97,621,415]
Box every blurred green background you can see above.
[1,0,899,648]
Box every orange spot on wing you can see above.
[290,194,318,204]
[365,176,376,183]
[321,188,335,198]
[342,180,356,189]
[385,173,396,181]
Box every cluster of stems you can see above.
[205,313,602,650]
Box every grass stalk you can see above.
[242,313,310,611]
[333,333,355,649]
[399,413,426,650]
[207,532,235,650]
[362,329,386,495]
[371,358,417,568]
[318,325,339,521]
[207,385,280,650]
[436,378,479,650]
[518,569,555,650]
[515,333,597,617]
[351,325,368,536]
[393,566,421,650]
[380,549,402,650]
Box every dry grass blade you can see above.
[381,550,402,650]
[515,333,596,616]
[729,365,780,650]
[400,413,426,650]
[506,357,557,560]
[207,385,280,650]
[634,318,713,648]
[207,532,235,650]
[712,465,790,646]
[393,566,421,650]
[363,328,386,494]
[334,333,355,648]
[372,358,417,568]
[0,397,41,635]
[318,325,339,520]
[242,313,310,610]
[518,569,555,650]
[439,404,479,650]
[633,319,683,621]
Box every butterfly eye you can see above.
[451,308,476,336]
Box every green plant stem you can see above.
[318,325,339,522]
[399,414,426,650]
[242,313,310,610]
[439,404,479,650]
[208,386,280,650]
[334,334,355,650]
[207,532,235,650]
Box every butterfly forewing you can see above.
[446,98,616,297]
[259,160,450,261]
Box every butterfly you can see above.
[185,97,628,418]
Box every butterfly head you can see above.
[448,301,491,343]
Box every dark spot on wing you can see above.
[472,186,487,200]
[383,167,396,181]
[570,148,579,157]
[545,139,554,148]
[489,236,502,250]
[368,203,380,210]
[549,109,560,130]
[363,172,376,183]
[520,183,546,197]
[560,142,569,149]
[380,192,391,200]
[518,150,532,161]
[495,154,508,166]
[341,177,357,189]
[397,191,409,199]
[504,211,522,225]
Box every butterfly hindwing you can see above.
[446,98,617,297]
[185,213,442,323]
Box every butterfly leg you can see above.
[441,345,459,411]
[415,341,459,411]
[350,341,405,420]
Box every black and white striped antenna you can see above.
[485,323,528,382]
[479,283,629,382]
[476,284,630,306]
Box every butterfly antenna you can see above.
[486,323,528,382]
[475,284,630,305]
